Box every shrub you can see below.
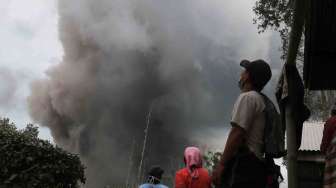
[203,150,222,173]
[0,118,85,188]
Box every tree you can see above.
[203,151,222,173]
[253,0,294,59]
[0,118,86,188]
[253,0,336,120]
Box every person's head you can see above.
[239,59,272,92]
[183,147,203,178]
[331,110,336,116]
[331,103,336,116]
[147,166,164,185]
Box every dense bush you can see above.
[203,151,222,173]
[0,118,85,188]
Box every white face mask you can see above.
[148,175,161,184]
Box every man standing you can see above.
[321,104,336,188]
[212,59,272,188]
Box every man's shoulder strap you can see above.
[256,92,275,110]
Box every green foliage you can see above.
[304,91,336,121]
[253,0,294,59]
[253,0,293,32]
[203,151,222,173]
[253,0,336,120]
[0,118,85,188]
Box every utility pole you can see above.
[285,0,306,187]
[137,104,153,183]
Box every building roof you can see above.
[299,122,324,151]
[304,0,336,90]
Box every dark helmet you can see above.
[240,59,272,91]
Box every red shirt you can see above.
[321,116,336,153]
[174,168,211,188]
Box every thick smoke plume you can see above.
[0,67,19,107]
[28,0,272,186]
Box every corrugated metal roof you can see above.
[299,122,324,151]
[304,0,336,90]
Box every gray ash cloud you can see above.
[28,0,273,186]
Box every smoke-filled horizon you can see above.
[28,0,278,186]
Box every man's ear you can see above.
[244,71,251,82]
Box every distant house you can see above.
[298,122,325,188]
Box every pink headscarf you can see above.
[184,146,203,179]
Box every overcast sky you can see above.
[0,1,288,186]
[0,0,282,141]
[0,0,62,140]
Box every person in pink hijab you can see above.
[174,147,211,188]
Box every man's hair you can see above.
[331,109,336,116]
[331,102,336,116]
[248,71,266,92]
[147,166,164,184]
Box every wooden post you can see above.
[286,0,305,66]
[285,0,306,187]
[286,105,298,188]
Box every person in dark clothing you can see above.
[321,105,336,188]
[139,166,169,188]
[212,59,272,188]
